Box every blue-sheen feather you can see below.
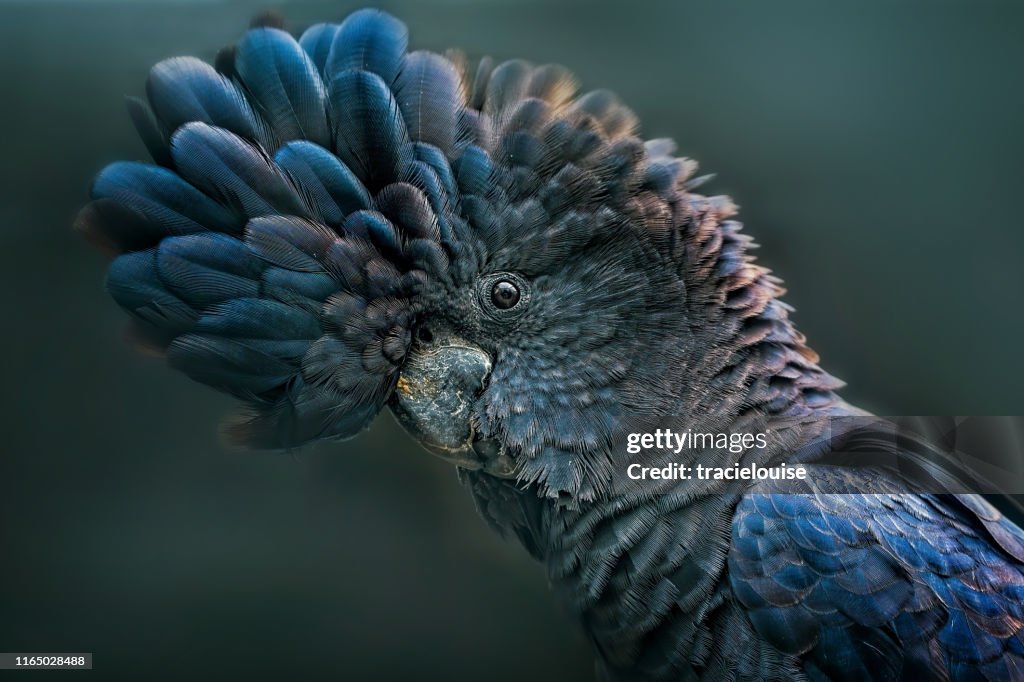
[374,183,439,241]
[454,144,497,197]
[398,158,457,248]
[328,69,408,190]
[939,610,1003,664]
[456,108,486,149]
[395,50,462,156]
[75,199,151,253]
[325,8,407,85]
[125,96,171,167]
[170,122,310,220]
[225,375,384,448]
[404,238,449,275]
[242,216,348,288]
[401,159,449,217]
[343,210,402,259]
[155,233,262,308]
[93,161,239,237]
[195,298,321,343]
[244,215,331,273]
[235,27,330,147]
[298,23,340,74]
[146,57,269,146]
[106,249,198,331]
[406,142,458,201]
[303,336,373,388]
[260,267,339,308]
[168,333,297,395]
[273,140,372,225]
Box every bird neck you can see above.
[462,467,763,678]
[655,308,850,446]
[655,190,851,424]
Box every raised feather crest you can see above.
[77,8,767,470]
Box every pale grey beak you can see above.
[389,341,515,477]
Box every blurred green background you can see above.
[1,0,1022,680]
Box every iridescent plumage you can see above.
[78,9,1024,680]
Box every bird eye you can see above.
[490,280,521,309]
[478,272,530,320]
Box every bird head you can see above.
[78,8,834,502]
[386,144,695,494]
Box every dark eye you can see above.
[478,272,530,320]
[490,280,521,309]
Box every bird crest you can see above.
[77,8,828,499]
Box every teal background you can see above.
[1,1,1022,680]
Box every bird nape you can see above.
[76,7,1024,681]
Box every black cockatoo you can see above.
[77,8,1024,680]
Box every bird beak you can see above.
[389,341,512,475]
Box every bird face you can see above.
[388,212,692,498]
